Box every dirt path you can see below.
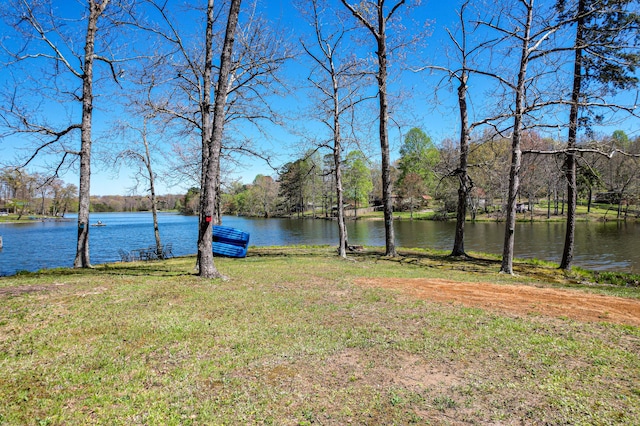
[355,278,640,326]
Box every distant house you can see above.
[421,194,433,206]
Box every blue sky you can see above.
[1,0,638,196]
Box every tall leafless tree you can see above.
[137,0,291,222]
[197,0,242,279]
[300,0,373,258]
[471,0,563,274]
[0,0,126,268]
[339,0,414,257]
[114,115,165,255]
[422,0,501,257]
[498,1,537,274]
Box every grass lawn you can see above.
[1,247,638,424]
[353,201,639,223]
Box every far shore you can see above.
[2,199,639,225]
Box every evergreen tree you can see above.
[397,128,440,194]
[557,0,639,270]
[344,151,374,218]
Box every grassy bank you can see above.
[1,247,639,424]
[354,203,639,222]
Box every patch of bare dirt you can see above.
[355,278,640,326]
[324,348,461,390]
[0,285,53,297]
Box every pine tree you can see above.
[558,0,639,270]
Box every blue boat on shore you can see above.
[212,225,250,258]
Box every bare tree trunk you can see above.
[302,0,366,258]
[341,0,400,257]
[197,0,215,273]
[560,0,583,270]
[334,144,348,257]
[214,174,222,225]
[377,24,396,256]
[150,177,161,253]
[332,83,348,258]
[500,132,523,274]
[298,185,303,219]
[547,184,551,218]
[142,123,162,254]
[17,203,26,220]
[617,197,623,219]
[452,73,471,257]
[39,188,46,216]
[500,1,533,274]
[529,195,534,221]
[74,0,109,268]
[115,115,164,254]
[426,1,480,258]
[197,0,242,278]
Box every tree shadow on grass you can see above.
[9,246,586,286]
[250,246,580,286]
[247,246,503,275]
[24,257,199,278]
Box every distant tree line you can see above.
[0,168,77,219]
[219,128,640,221]
[0,167,184,216]
[90,194,184,213]
[6,125,637,222]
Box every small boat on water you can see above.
[91,220,106,227]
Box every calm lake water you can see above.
[0,212,638,276]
